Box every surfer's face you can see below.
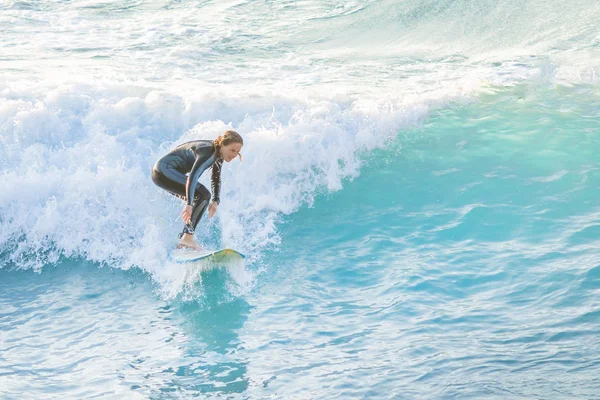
[221,142,243,162]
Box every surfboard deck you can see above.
[171,248,245,264]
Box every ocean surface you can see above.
[1,0,600,398]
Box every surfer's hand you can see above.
[181,205,193,224]
[208,201,218,218]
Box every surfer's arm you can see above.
[186,156,205,205]
[186,145,216,205]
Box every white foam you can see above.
[0,77,461,283]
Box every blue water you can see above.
[2,0,600,398]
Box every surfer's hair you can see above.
[213,130,243,156]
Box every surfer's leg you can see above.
[175,184,210,238]
[152,161,202,249]
[177,185,209,251]
[152,161,211,250]
[189,184,211,232]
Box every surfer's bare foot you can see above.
[177,234,203,251]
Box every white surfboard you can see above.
[171,248,245,264]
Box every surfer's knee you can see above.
[151,167,162,186]
[151,159,170,187]
[194,184,211,202]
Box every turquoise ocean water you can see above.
[1,0,600,398]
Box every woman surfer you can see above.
[151,130,243,250]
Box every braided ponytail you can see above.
[213,134,224,149]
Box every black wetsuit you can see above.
[151,140,222,236]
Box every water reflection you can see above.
[167,268,252,396]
